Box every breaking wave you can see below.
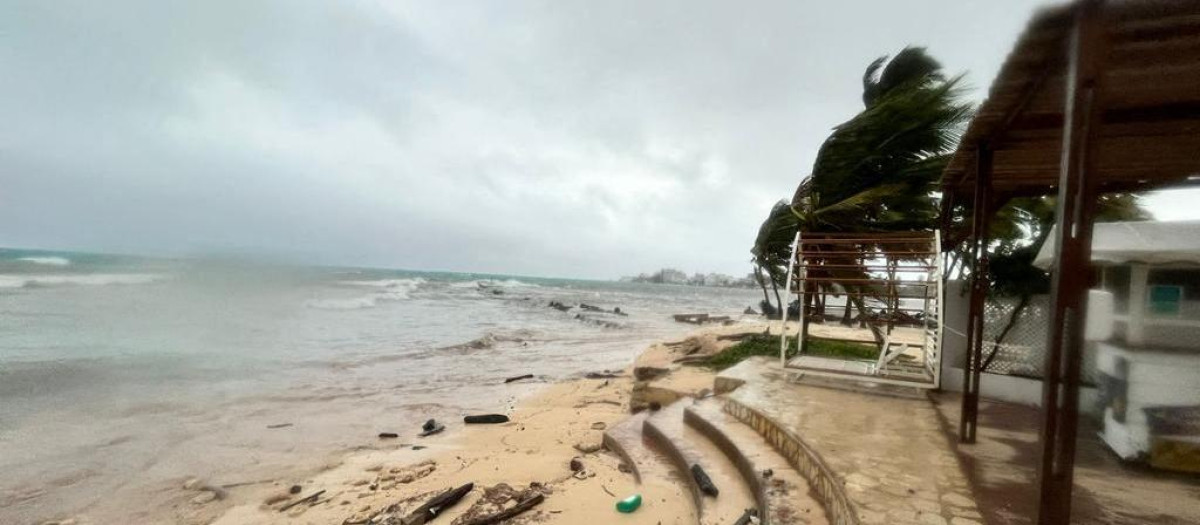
[16,256,71,266]
[0,273,165,289]
[449,279,536,289]
[305,278,425,310]
[339,278,426,290]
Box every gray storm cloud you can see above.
[8,0,1190,278]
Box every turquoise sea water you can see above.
[0,247,760,523]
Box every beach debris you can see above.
[378,432,400,439]
[548,301,572,312]
[419,419,445,437]
[573,399,621,408]
[672,313,732,325]
[590,421,606,430]
[691,464,719,497]
[744,306,759,315]
[191,491,218,505]
[615,493,642,513]
[220,478,275,489]
[618,462,632,474]
[733,508,760,525]
[503,373,534,383]
[463,414,509,424]
[585,371,620,379]
[181,478,228,501]
[394,460,437,483]
[460,493,544,525]
[573,313,623,329]
[633,366,668,381]
[289,484,303,494]
[412,445,427,451]
[573,440,603,454]
[569,457,584,472]
[267,423,293,429]
[613,307,626,316]
[452,483,546,525]
[398,482,473,525]
[762,468,774,479]
[279,489,325,512]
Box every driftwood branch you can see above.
[401,483,474,525]
[279,490,325,512]
[460,494,545,525]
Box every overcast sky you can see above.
[4,1,1198,279]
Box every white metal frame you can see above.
[780,231,801,366]
[780,230,946,389]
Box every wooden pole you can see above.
[1037,1,1105,523]
[959,141,993,444]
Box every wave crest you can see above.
[306,278,425,310]
[449,279,536,289]
[0,273,164,289]
[16,256,71,266]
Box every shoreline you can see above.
[187,323,757,525]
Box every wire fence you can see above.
[981,295,1099,385]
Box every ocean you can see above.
[0,248,761,524]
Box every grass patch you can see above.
[805,337,879,360]
[702,334,795,370]
[701,334,880,371]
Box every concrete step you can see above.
[602,410,699,523]
[685,398,829,525]
[643,399,758,525]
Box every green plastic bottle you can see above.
[615,493,642,513]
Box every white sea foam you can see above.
[16,256,71,266]
[0,273,165,288]
[306,278,424,310]
[303,295,381,310]
[449,278,536,289]
[339,278,426,290]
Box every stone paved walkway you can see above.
[722,358,983,525]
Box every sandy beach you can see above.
[143,323,766,525]
[122,319,896,525]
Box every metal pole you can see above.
[1037,2,1105,523]
[960,142,993,444]
[780,231,800,366]
[935,228,945,389]
[796,232,809,358]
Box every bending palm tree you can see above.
[790,47,971,348]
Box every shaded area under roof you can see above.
[942,0,1200,199]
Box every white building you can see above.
[1035,220,1200,469]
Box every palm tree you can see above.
[751,200,801,317]
[788,47,972,347]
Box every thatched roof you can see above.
[942,0,1200,199]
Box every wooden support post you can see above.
[959,142,993,444]
[1037,2,1105,523]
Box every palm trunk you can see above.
[850,294,886,349]
[770,278,783,318]
[754,266,771,311]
